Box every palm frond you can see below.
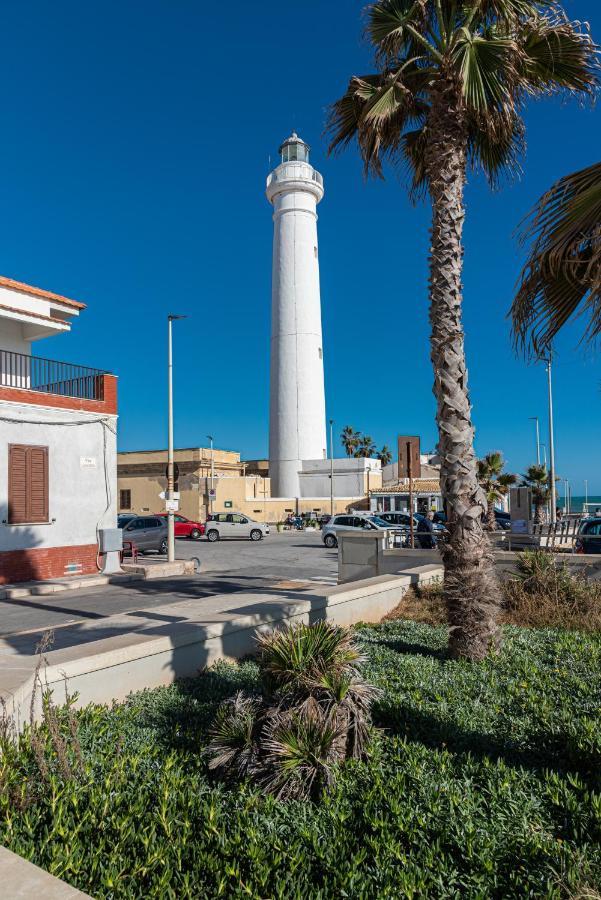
[453,29,518,111]
[520,13,600,96]
[512,161,601,354]
[367,0,431,63]
[467,107,525,186]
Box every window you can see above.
[8,444,48,524]
[120,489,131,510]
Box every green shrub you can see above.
[0,623,600,898]
[207,622,378,800]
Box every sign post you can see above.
[398,436,421,550]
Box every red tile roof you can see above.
[0,275,85,309]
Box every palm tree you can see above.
[522,463,551,523]
[377,444,393,466]
[511,161,601,356]
[328,1,597,660]
[354,435,377,458]
[477,452,517,531]
[341,426,361,458]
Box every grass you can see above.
[1,621,600,898]
[384,552,601,632]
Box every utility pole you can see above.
[585,479,588,511]
[329,419,334,517]
[167,314,186,562]
[407,441,415,550]
[207,435,215,515]
[546,356,557,524]
[529,416,540,465]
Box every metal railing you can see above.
[266,165,323,189]
[0,348,108,400]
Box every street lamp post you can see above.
[329,419,334,517]
[529,416,540,466]
[540,444,547,468]
[585,479,589,510]
[207,435,215,515]
[546,356,557,524]
[167,314,186,562]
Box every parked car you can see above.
[379,511,446,533]
[118,514,168,555]
[431,509,510,529]
[156,513,204,540]
[204,513,269,542]
[575,518,601,554]
[322,514,400,549]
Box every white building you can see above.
[299,457,381,499]
[0,276,117,584]
[266,133,327,498]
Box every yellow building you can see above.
[117,447,381,523]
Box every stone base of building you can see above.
[0,544,99,584]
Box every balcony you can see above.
[0,348,109,401]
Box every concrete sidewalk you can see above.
[0,566,443,730]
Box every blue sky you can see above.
[1,1,599,493]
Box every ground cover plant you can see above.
[1,616,601,898]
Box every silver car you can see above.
[118,514,168,555]
[322,513,396,549]
[205,513,269,542]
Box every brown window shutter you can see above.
[28,446,49,523]
[8,444,49,524]
[8,445,28,524]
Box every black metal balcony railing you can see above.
[0,348,109,401]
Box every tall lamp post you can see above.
[540,444,547,468]
[546,356,557,524]
[167,314,186,562]
[207,435,215,516]
[329,419,335,517]
[529,416,541,466]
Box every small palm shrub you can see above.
[207,621,379,800]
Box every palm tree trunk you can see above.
[425,76,502,660]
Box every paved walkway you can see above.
[0,574,325,658]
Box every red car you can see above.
[156,513,205,540]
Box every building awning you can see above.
[370,479,441,495]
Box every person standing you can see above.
[417,512,436,550]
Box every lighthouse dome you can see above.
[279,132,310,164]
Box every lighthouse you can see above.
[266,132,327,498]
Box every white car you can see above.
[205,513,269,542]
[322,514,399,548]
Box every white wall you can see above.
[0,318,29,355]
[299,457,380,499]
[0,401,117,552]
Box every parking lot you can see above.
[0,531,338,643]
[171,529,338,583]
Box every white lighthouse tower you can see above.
[266,132,327,498]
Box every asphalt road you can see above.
[0,532,337,640]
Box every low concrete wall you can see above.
[0,847,90,899]
[3,567,443,730]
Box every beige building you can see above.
[117,447,381,524]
